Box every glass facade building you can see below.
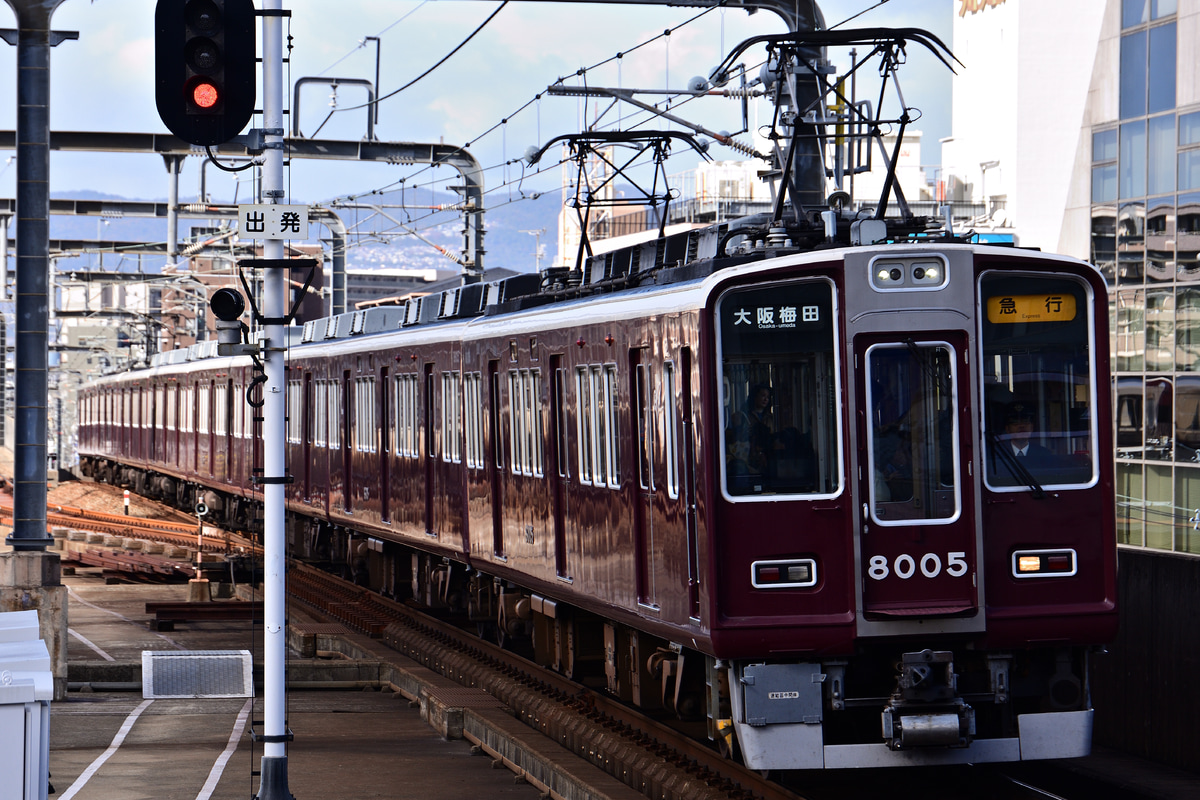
[1094,0,1200,553]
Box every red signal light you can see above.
[192,80,220,109]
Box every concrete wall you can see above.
[1091,547,1200,772]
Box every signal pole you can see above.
[257,1,291,797]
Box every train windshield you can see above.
[980,272,1097,490]
[866,343,960,524]
[717,280,839,498]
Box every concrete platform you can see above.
[50,570,645,800]
[51,690,548,800]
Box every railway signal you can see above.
[155,0,257,146]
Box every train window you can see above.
[664,361,679,500]
[288,380,303,444]
[328,380,341,449]
[980,273,1097,490]
[866,342,961,524]
[717,280,839,498]
[214,384,227,437]
[508,369,543,476]
[464,372,484,469]
[636,363,653,491]
[509,371,527,473]
[576,364,620,488]
[554,364,569,479]
[395,374,418,458]
[314,381,327,447]
[235,384,246,439]
[441,372,460,463]
[356,377,377,453]
[576,368,595,484]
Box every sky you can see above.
[0,0,953,225]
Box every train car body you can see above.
[78,238,1116,769]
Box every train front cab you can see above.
[710,246,1117,769]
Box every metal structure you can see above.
[0,0,74,551]
[0,131,485,299]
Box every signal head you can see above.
[156,0,256,146]
[210,287,246,322]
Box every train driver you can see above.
[991,403,1058,481]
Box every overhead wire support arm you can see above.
[526,130,701,270]
[545,84,766,159]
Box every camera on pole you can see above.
[155,0,257,146]
[211,286,253,356]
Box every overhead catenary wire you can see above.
[314,0,887,258]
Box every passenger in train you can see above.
[880,436,913,501]
[726,384,776,477]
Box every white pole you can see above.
[257,0,290,797]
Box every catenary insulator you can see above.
[720,137,761,158]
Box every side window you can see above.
[356,377,377,453]
[442,371,461,463]
[664,361,679,499]
[507,369,543,476]
[718,280,839,498]
[464,372,484,469]
[574,363,619,488]
[314,380,327,447]
[287,380,302,444]
[328,379,341,449]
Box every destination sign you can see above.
[987,293,1076,324]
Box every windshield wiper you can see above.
[988,430,1045,499]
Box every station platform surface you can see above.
[48,574,563,800]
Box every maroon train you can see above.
[77,237,1116,769]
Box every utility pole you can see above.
[257,2,291,797]
[521,228,547,271]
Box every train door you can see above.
[855,333,979,623]
[678,348,701,619]
[302,373,312,501]
[224,379,234,484]
[168,385,178,467]
[134,387,142,461]
[631,347,658,609]
[149,385,158,463]
[488,360,504,556]
[424,363,435,535]
[342,370,353,512]
[380,366,390,523]
[549,355,568,577]
[205,381,214,477]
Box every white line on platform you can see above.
[58,698,154,800]
[66,584,185,649]
[68,627,115,661]
[195,698,254,800]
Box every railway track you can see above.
[0,501,259,554]
[287,563,802,800]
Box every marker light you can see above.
[752,558,818,588]
[1012,549,1077,579]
